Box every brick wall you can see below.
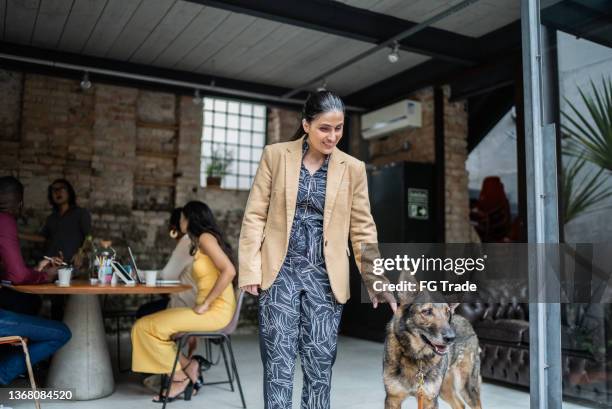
[267,106,301,144]
[0,70,22,176]
[368,88,436,165]
[0,69,254,326]
[443,86,471,243]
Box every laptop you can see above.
[127,246,145,284]
[127,247,180,286]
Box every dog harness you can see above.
[416,360,425,409]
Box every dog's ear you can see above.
[395,302,412,316]
[448,303,460,313]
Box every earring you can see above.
[169,229,178,239]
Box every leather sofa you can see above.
[457,302,610,406]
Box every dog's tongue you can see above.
[433,344,448,354]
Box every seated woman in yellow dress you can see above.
[131,200,237,403]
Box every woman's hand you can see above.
[193,301,210,315]
[35,259,51,272]
[36,259,60,281]
[44,265,60,280]
[372,292,398,313]
[241,284,260,296]
[38,252,65,269]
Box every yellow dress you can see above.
[131,250,236,373]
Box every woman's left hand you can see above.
[372,292,398,313]
[193,302,210,315]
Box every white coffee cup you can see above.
[145,270,158,287]
[58,267,73,287]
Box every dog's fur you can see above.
[383,303,482,409]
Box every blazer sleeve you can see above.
[349,161,392,301]
[238,145,273,287]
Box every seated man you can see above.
[0,308,71,386]
[0,176,61,315]
[0,176,71,385]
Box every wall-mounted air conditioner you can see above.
[361,99,422,140]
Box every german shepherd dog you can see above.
[383,303,482,409]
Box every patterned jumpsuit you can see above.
[258,137,344,409]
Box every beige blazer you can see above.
[238,135,383,304]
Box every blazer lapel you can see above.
[323,148,346,232]
[285,136,304,237]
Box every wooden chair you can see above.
[0,336,41,409]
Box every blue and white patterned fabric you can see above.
[286,136,330,264]
[258,136,343,409]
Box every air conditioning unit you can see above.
[361,99,422,140]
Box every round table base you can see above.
[46,294,115,400]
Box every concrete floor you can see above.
[3,333,593,409]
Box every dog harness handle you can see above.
[416,360,425,409]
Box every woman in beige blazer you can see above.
[238,91,396,409]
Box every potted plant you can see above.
[206,147,233,187]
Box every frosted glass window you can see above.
[201,97,267,189]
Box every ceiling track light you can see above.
[388,41,400,64]
[192,89,202,105]
[316,79,328,92]
[80,71,92,90]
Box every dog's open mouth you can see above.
[421,334,449,355]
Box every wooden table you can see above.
[12,280,191,400]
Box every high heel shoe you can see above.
[182,357,204,394]
[191,355,212,392]
[152,377,194,403]
[192,354,212,372]
[193,374,204,393]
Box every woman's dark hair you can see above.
[292,90,345,140]
[169,207,182,231]
[47,179,77,212]
[0,176,24,216]
[181,201,235,267]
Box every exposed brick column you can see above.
[267,107,300,144]
[443,86,471,243]
[175,96,203,205]
[91,84,137,210]
[19,74,95,209]
[0,70,23,176]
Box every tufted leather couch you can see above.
[457,302,610,406]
